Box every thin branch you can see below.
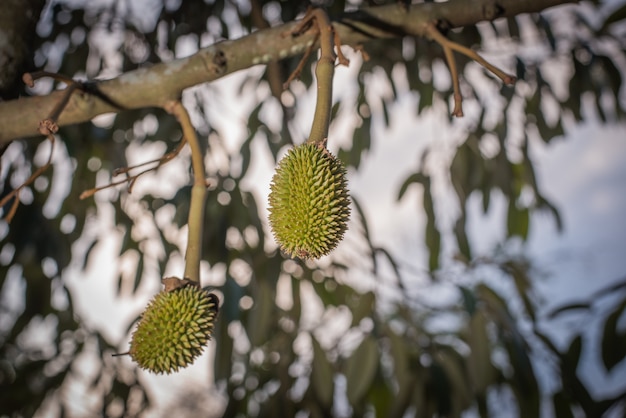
[283,34,319,89]
[79,137,186,199]
[0,132,55,223]
[441,40,464,117]
[424,22,516,117]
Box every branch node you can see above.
[38,119,59,136]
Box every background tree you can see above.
[1,0,625,417]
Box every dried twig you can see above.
[283,8,350,94]
[79,137,186,199]
[424,22,516,117]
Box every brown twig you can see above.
[424,22,516,117]
[283,8,350,91]
[79,137,186,200]
[23,71,76,88]
[283,36,319,89]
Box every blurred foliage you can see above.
[1,0,626,417]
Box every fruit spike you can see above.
[126,284,219,374]
[268,142,350,259]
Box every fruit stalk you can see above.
[306,9,338,146]
[166,100,206,284]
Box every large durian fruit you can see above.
[268,142,350,259]
[121,280,219,374]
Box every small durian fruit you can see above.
[123,284,219,374]
[268,142,350,259]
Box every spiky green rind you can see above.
[129,287,218,374]
[268,143,350,259]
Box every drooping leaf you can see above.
[601,300,626,371]
[311,336,334,409]
[246,279,274,347]
[467,308,496,395]
[436,346,473,415]
[350,291,375,326]
[506,200,530,240]
[345,335,378,406]
[552,391,575,418]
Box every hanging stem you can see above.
[166,100,207,284]
[288,9,348,147]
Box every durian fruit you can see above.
[268,142,350,259]
[125,284,219,374]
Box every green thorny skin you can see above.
[127,285,219,374]
[268,142,351,259]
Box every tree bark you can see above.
[0,0,574,144]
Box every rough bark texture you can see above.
[0,0,46,99]
[0,0,574,144]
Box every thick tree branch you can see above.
[0,0,574,144]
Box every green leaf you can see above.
[368,372,394,418]
[467,309,495,395]
[350,291,375,326]
[352,197,377,273]
[507,200,529,240]
[132,253,144,294]
[396,173,440,271]
[505,260,536,321]
[564,335,583,371]
[345,335,378,406]
[418,83,434,113]
[454,215,472,261]
[382,99,390,127]
[397,172,425,201]
[460,286,476,315]
[330,101,341,121]
[506,334,540,417]
[428,361,452,417]
[387,328,411,387]
[246,279,274,347]
[552,392,575,418]
[423,179,441,272]
[339,114,372,170]
[213,310,234,382]
[311,336,334,409]
[436,347,472,414]
[601,300,626,371]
